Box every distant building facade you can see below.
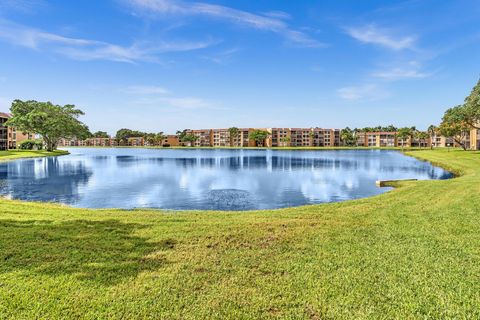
[0,112,35,150]
[54,126,478,149]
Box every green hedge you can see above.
[18,139,43,150]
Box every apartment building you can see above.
[290,128,312,147]
[355,132,366,147]
[186,129,212,147]
[362,132,397,147]
[47,125,480,150]
[239,128,255,147]
[85,138,117,147]
[0,112,35,150]
[270,128,290,147]
[312,128,341,147]
[0,113,9,150]
[127,137,144,147]
[212,129,230,147]
[162,135,180,147]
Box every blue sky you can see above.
[0,0,479,134]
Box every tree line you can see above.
[4,78,479,151]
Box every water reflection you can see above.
[0,148,452,210]
[0,157,92,204]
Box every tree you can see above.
[249,130,269,147]
[397,127,413,151]
[5,100,90,151]
[279,136,291,147]
[463,78,480,129]
[176,130,188,145]
[155,132,165,146]
[115,129,145,145]
[416,132,430,148]
[92,131,109,138]
[340,127,356,146]
[145,133,157,146]
[182,134,198,147]
[228,127,240,147]
[427,125,438,149]
[440,105,471,150]
[438,122,469,151]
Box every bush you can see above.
[18,139,43,150]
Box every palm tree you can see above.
[427,125,438,149]
[397,127,412,151]
[155,132,165,146]
[228,127,240,147]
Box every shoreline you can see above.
[0,148,460,213]
[0,149,70,162]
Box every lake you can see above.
[0,148,452,210]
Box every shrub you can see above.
[18,139,43,150]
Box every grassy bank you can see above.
[0,149,69,161]
[0,149,479,319]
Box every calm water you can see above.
[0,148,452,210]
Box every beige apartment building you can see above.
[86,138,117,147]
[289,128,312,147]
[363,132,398,147]
[312,128,341,147]
[270,128,290,147]
[162,135,180,147]
[212,129,230,147]
[186,129,213,147]
[55,126,480,149]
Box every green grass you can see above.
[0,149,69,161]
[0,149,479,319]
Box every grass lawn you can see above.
[0,149,479,319]
[0,149,69,161]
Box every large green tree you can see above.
[6,100,90,151]
[249,130,269,147]
[92,131,110,138]
[427,125,438,149]
[440,105,471,150]
[463,78,480,129]
[397,127,413,151]
[340,127,356,146]
[115,129,146,144]
[228,127,240,147]
[182,134,198,147]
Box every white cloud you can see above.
[346,24,416,50]
[125,85,169,94]
[372,68,429,80]
[0,0,46,14]
[0,19,216,63]
[157,97,210,109]
[337,84,389,101]
[125,84,217,110]
[371,61,431,80]
[127,0,323,47]
[262,11,291,20]
[201,47,240,65]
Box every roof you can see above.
[0,112,11,119]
